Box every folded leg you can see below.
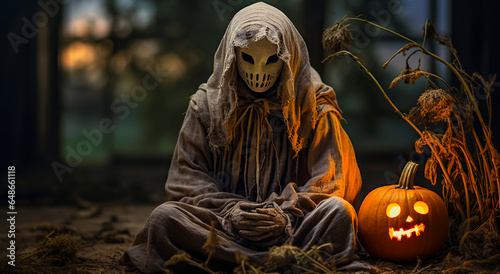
[120,201,267,273]
[292,196,367,270]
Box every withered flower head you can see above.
[322,20,353,53]
[409,89,455,124]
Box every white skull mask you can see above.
[235,37,284,93]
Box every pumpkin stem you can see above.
[397,161,419,189]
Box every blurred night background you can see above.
[2,0,500,208]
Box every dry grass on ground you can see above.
[1,205,499,273]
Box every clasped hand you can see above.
[230,202,287,247]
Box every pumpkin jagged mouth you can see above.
[388,223,425,241]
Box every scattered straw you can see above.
[38,233,80,266]
[163,251,191,269]
[0,230,81,274]
[202,221,222,266]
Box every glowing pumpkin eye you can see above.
[386,203,401,218]
[413,201,429,214]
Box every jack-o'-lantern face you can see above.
[358,162,449,262]
[386,201,429,241]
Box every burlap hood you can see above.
[192,2,341,153]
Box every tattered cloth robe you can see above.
[121,2,367,273]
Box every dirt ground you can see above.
[2,204,499,273]
[0,204,155,273]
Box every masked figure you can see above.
[121,2,367,273]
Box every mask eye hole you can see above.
[413,201,429,215]
[386,203,401,218]
[241,52,254,64]
[266,54,279,64]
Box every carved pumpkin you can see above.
[358,161,448,262]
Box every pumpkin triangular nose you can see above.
[406,216,413,223]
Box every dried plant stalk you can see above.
[322,17,500,230]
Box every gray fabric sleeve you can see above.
[262,111,361,219]
[165,105,246,216]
